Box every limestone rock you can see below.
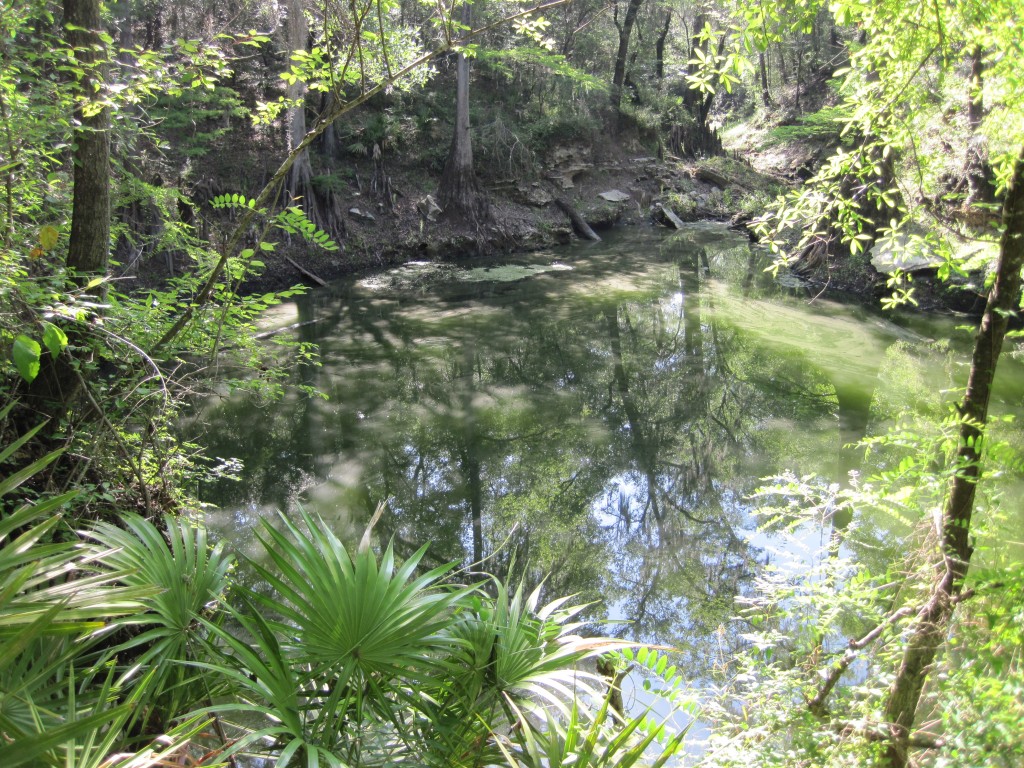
[515,184,554,206]
[415,195,441,222]
[348,207,376,222]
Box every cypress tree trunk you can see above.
[64,0,110,289]
[438,1,488,227]
[879,146,1024,768]
[284,0,335,233]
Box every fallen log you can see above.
[656,204,686,230]
[695,166,731,189]
[554,197,601,242]
[284,254,328,287]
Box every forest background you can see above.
[1,0,1022,765]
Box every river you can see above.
[188,222,1024,678]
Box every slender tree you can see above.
[438,0,489,227]
[879,145,1024,768]
[610,0,644,118]
[654,10,671,81]
[24,0,111,410]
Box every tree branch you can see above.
[807,605,916,716]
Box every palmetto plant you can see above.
[199,508,470,765]
[197,508,691,768]
[86,511,233,733]
[0,418,210,766]
[1,416,692,767]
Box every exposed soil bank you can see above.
[130,145,986,317]
[173,152,787,296]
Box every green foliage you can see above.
[210,195,338,252]
[701,410,1024,767]
[151,86,249,158]
[10,335,41,383]
[765,106,849,146]
[936,568,1024,768]
[527,111,601,155]
[727,0,1024,298]
[685,22,752,99]
[478,46,604,92]
[87,514,232,725]
[184,508,689,767]
[0,436,206,767]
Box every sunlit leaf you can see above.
[41,323,67,359]
[39,225,59,250]
[12,335,41,383]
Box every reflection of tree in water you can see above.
[590,247,840,672]
[191,228,857,672]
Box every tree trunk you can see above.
[25,0,110,410]
[554,197,601,241]
[655,11,671,81]
[64,0,110,289]
[284,0,334,233]
[966,45,993,204]
[438,2,488,227]
[319,92,339,159]
[795,42,803,111]
[610,0,644,117]
[669,18,723,158]
[878,145,1024,768]
[759,51,772,106]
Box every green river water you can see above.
[190,222,1024,676]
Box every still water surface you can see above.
[191,223,1024,675]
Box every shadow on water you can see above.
[186,223,1024,677]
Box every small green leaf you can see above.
[41,323,68,359]
[12,335,41,383]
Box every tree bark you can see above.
[554,197,600,241]
[24,0,111,411]
[284,0,332,233]
[64,0,110,289]
[776,42,788,85]
[669,18,723,158]
[966,45,993,204]
[967,46,984,133]
[759,51,772,107]
[610,0,644,117]
[438,1,489,226]
[878,145,1024,768]
[655,11,671,81]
